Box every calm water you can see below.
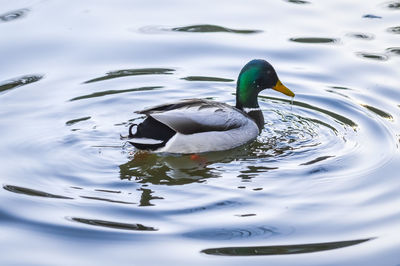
[1,0,400,265]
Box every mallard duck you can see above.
[128,59,294,154]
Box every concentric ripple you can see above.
[119,84,395,184]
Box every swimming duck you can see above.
[128,59,294,154]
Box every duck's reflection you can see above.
[118,140,284,187]
[119,151,225,186]
[137,187,163,206]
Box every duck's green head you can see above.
[236,59,294,109]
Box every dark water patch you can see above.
[83,68,175,83]
[326,88,352,100]
[345,32,374,40]
[0,74,43,94]
[3,185,73,199]
[300,155,334,165]
[1,211,153,241]
[94,189,121,193]
[65,116,91,126]
[330,86,352,90]
[69,217,157,231]
[361,104,393,120]
[171,24,262,34]
[259,95,358,129]
[362,14,382,19]
[356,52,388,61]
[309,167,329,174]
[181,76,234,82]
[162,200,243,216]
[238,173,256,180]
[184,225,279,240]
[309,117,339,134]
[70,86,162,101]
[0,8,29,23]
[385,1,400,9]
[235,214,256,217]
[386,47,400,55]
[285,0,310,4]
[201,238,373,256]
[289,37,339,44]
[387,26,400,34]
[241,166,278,174]
[80,196,135,205]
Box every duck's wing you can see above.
[136,99,248,134]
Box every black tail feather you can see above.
[128,116,176,151]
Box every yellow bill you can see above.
[272,80,295,97]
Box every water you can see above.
[1,0,400,265]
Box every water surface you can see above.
[1,1,400,265]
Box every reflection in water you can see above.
[70,86,163,102]
[300,155,334,166]
[329,86,351,91]
[235,213,256,217]
[3,185,72,199]
[345,32,374,40]
[121,141,294,186]
[65,116,91,126]
[181,76,234,82]
[362,14,382,19]
[289,37,339,44]
[202,238,372,256]
[326,89,351,99]
[83,68,175,83]
[385,1,400,9]
[79,195,135,205]
[119,152,221,185]
[94,189,121,193]
[171,24,262,34]
[240,166,278,175]
[387,26,400,34]
[284,0,310,4]
[138,188,164,206]
[386,47,400,56]
[0,8,29,23]
[356,52,388,61]
[361,104,393,120]
[69,86,162,101]
[0,74,43,94]
[69,217,158,231]
[139,24,262,34]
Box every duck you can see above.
[128,59,294,154]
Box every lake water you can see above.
[1,0,400,265]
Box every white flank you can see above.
[156,119,259,154]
